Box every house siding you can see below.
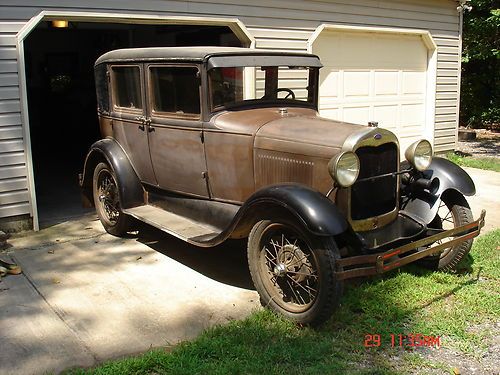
[0,0,462,223]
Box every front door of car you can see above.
[145,64,208,197]
[109,64,156,184]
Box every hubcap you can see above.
[97,170,120,224]
[260,226,319,312]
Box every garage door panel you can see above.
[402,72,425,95]
[344,71,370,97]
[373,105,398,129]
[401,103,424,127]
[374,71,398,96]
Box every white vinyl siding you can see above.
[0,0,461,222]
[0,21,30,218]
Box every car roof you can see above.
[95,46,320,66]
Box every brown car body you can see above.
[80,47,485,325]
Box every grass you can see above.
[446,152,500,172]
[68,230,500,375]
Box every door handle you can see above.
[135,116,146,131]
[145,118,154,132]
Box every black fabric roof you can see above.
[95,46,320,66]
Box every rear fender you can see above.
[401,157,475,223]
[80,138,144,209]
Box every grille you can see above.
[351,143,398,220]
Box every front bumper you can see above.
[335,209,486,280]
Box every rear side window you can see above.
[112,66,142,110]
[150,66,200,117]
[94,64,110,114]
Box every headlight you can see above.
[328,151,360,187]
[405,139,433,171]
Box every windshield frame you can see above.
[206,56,320,114]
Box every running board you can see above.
[123,205,220,245]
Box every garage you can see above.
[309,25,437,152]
[16,13,251,229]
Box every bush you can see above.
[460,1,500,128]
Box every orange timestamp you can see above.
[364,333,441,348]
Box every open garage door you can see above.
[309,25,437,153]
[19,13,252,229]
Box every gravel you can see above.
[456,129,500,158]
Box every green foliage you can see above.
[460,0,500,128]
[67,230,500,375]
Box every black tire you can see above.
[247,220,343,326]
[418,191,474,272]
[93,162,132,237]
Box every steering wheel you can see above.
[275,88,296,99]
[261,88,296,100]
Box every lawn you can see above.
[446,152,500,172]
[69,230,500,375]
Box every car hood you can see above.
[255,113,368,157]
[212,107,390,159]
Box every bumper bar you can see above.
[335,210,486,280]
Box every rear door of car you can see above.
[109,64,156,184]
[145,64,209,197]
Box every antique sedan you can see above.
[80,47,485,325]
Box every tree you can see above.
[460,0,500,128]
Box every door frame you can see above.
[16,10,255,230]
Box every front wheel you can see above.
[247,220,343,326]
[418,191,474,272]
[93,162,133,237]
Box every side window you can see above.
[111,66,142,110]
[94,64,110,114]
[150,66,200,117]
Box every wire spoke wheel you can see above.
[248,220,343,325]
[97,170,121,224]
[418,192,473,272]
[427,200,456,258]
[259,225,319,312]
[92,162,132,237]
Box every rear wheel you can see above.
[93,162,132,236]
[247,220,343,326]
[418,191,473,272]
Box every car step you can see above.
[123,205,220,245]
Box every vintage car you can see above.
[80,47,485,325]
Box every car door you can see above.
[146,64,208,197]
[109,64,156,184]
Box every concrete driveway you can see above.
[0,167,498,375]
[0,216,259,374]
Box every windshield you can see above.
[208,65,319,112]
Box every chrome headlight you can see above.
[328,151,360,187]
[405,139,433,171]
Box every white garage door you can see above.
[313,30,430,151]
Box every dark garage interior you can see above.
[23,20,242,227]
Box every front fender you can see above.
[401,157,475,223]
[231,183,348,237]
[80,138,144,209]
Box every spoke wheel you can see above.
[248,220,343,325]
[417,191,473,272]
[93,162,132,236]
